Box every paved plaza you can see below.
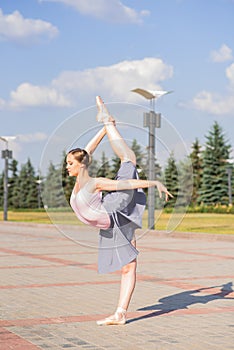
[0,221,233,350]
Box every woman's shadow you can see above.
[128,282,233,324]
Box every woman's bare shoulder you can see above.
[84,177,99,193]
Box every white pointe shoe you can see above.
[96,308,126,326]
[96,96,114,123]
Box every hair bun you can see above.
[68,148,91,167]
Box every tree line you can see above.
[0,121,233,211]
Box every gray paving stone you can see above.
[0,222,233,350]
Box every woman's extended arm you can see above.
[95,178,173,201]
[84,127,106,155]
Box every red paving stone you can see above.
[0,327,41,350]
[0,306,234,329]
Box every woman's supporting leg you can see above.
[96,240,137,326]
[117,258,137,311]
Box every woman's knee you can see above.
[127,150,136,165]
[121,259,137,275]
[121,149,136,166]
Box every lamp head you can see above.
[131,88,173,100]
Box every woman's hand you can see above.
[155,181,173,202]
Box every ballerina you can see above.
[66,96,172,325]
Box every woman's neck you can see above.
[77,167,90,187]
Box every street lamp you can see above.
[0,136,16,220]
[131,88,172,229]
[36,179,42,209]
[226,159,234,206]
[227,167,232,206]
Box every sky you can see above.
[0,0,234,175]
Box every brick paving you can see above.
[0,221,233,350]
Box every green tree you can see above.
[61,152,75,204]
[189,138,202,205]
[12,159,38,208]
[88,157,99,177]
[8,159,18,208]
[110,139,148,179]
[164,152,178,207]
[131,139,148,180]
[97,152,112,178]
[198,122,231,205]
[110,154,121,179]
[177,158,193,207]
[43,162,65,208]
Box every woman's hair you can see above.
[68,148,91,167]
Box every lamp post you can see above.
[222,159,233,206]
[0,136,16,221]
[36,179,42,209]
[227,167,232,206]
[226,159,234,206]
[131,88,172,229]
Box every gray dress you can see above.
[98,161,146,274]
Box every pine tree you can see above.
[189,138,203,205]
[61,152,75,205]
[110,154,121,179]
[88,157,99,177]
[177,158,193,207]
[12,159,38,208]
[232,166,234,205]
[227,164,234,206]
[8,159,18,208]
[43,162,66,208]
[198,121,231,205]
[131,139,148,180]
[164,152,178,207]
[97,152,112,178]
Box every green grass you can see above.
[0,210,233,234]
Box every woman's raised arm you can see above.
[95,178,173,201]
[84,127,106,155]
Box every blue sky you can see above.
[0,0,234,174]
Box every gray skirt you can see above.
[98,161,146,274]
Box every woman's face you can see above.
[66,153,81,177]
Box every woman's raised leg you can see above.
[96,96,136,165]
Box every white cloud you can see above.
[0,133,47,160]
[182,61,234,115]
[0,9,58,43]
[9,83,71,108]
[210,44,233,63]
[40,0,150,24]
[0,97,6,109]
[226,62,234,86]
[52,57,173,102]
[17,132,48,143]
[1,57,173,109]
[190,90,234,115]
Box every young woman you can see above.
[66,96,172,325]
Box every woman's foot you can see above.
[96,308,126,326]
[96,96,114,123]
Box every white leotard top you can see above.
[70,184,110,230]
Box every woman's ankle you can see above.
[115,307,126,315]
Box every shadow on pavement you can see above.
[128,282,233,324]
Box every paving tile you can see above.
[0,222,233,349]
